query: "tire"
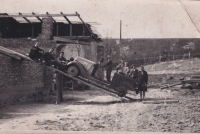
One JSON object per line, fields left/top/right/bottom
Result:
{"left": 117, "top": 81, "right": 134, "bottom": 97}
{"left": 67, "top": 65, "right": 79, "bottom": 77}
{"left": 116, "top": 86, "right": 127, "bottom": 97}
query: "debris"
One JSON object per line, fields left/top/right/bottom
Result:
{"left": 160, "top": 82, "right": 182, "bottom": 89}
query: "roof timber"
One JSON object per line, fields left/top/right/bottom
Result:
{"left": 19, "top": 12, "right": 31, "bottom": 23}
{"left": 46, "top": 12, "right": 56, "bottom": 23}
{"left": 0, "top": 12, "right": 102, "bottom": 42}
{"left": 32, "top": 12, "right": 42, "bottom": 22}
{"left": 0, "top": 13, "right": 77, "bottom": 18}
{"left": 61, "top": 12, "right": 71, "bottom": 24}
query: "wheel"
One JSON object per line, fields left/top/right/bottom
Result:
{"left": 116, "top": 86, "right": 127, "bottom": 97}
{"left": 67, "top": 65, "right": 79, "bottom": 77}
{"left": 116, "top": 81, "right": 133, "bottom": 97}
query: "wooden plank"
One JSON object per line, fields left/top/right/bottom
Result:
{"left": 160, "top": 82, "right": 182, "bottom": 89}
{"left": 58, "top": 36, "right": 91, "bottom": 40}
{"left": 0, "top": 13, "right": 78, "bottom": 18}
{"left": 182, "top": 79, "right": 200, "bottom": 84}
{"left": 181, "top": 85, "right": 200, "bottom": 89}
{"left": 143, "top": 100, "right": 179, "bottom": 104}
{"left": 0, "top": 46, "right": 32, "bottom": 60}
{"left": 60, "top": 12, "right": 72, "bottom": 24}
{"left": 19, "top": 12, "right": 31, "bottom": 23}
{"left": 53, "top": 36, "right": 90, "bottom": 45}
{"left": 32, "top": 12, "right": 42, "bottom": 22}
{"left": 0, "top": 49, "right": 22, "bottom": 60}
{"left": 191, "top": 75, "right": 200, "bottom": 79}
{"left": 76, "top": 12, "right": 98, "bottom": 42}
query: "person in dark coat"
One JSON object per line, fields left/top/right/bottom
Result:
{"left": 129, "top": 65, "right": 139, "bottom": 87}
{"left": 103, "top": 55, "right": 113, "bottom": 83}
{"left": 29, "top": 42, "right": 44, "bottom": 60}
{"left": 42, "top": 49, "right": 67, "bottom": 71}
{"left": 138, "top": 65, "right": 148, "bottom": 100}
{"left": 42, "top": 48, "right": 55, "bottom": 65}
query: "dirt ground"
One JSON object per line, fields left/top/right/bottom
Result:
{"left": 0, "top": 87, "right": 200, "bottom": 133}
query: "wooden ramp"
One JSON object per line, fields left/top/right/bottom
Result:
{"left": 0, "top": 46, "right": 32, "bottom": 60}
{"left": 0, "top": 46, "right": 134, "bottom": 101}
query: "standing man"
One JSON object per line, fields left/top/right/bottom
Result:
{"left": 103, "top": 54, "right": 113, "bottom": 83}
{"left": 130, "top": 65, "right": 139, "bottom": 88}
{"left": 124, "top": 62, "right": 130, "bottom": 76}
{"left": 138, "top": 65, "right": 148, "bottom": 101}
{"left": 116, "top": 58, "right": 125, "bottom": 74}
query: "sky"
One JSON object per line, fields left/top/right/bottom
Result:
{"left": 0, "top": 0, "right": 200, "bottom": 38}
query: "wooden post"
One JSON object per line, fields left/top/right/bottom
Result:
{"left": 55, "top": 44, "right": 65, "bottom": 104}
{"left": 60, "top": 74, "right": 63, "bottom": 102}
{"left": 56, "top": 24, "right": 59, "bottom": 36}
{"left": 31, "top": 25, "right": 34, "bottom": 38}
{"left": 56, "top": 72, "right": 62, "bottom": 104}
{"left": 83, "top": 25, "right": 85, "bottom": 36}
{"left": 120, "top": 20, "right": 122, "bottom": 43}
{"left": 70, "top": 25, "right": 72, "bottom": 36}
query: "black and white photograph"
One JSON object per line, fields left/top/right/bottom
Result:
{"left": 0, "top": 0, "right": 200, "bottom": 133}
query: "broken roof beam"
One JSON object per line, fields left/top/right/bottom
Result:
{"left": 54, "top": 36, "right": 90, "bottom": 45}
{"left": 60, "top": 12, "right": 72, "bottom": 24}
{"left": 56, "top": 36, "right": 91, "bottom": 40}
{"left": 0, "top": 13, "right": 78, "bottom": 18}
{"left": 46, "top": 12, "right": 56, "bottom": 23}
{"left": 76, "top": 12, "right": 98, "bottom": 42}
{"left": 19, "top": 12, "right": 31, "bottom": 23}
{"left": 32, "top": 12, "right": 42, "bottom": 22}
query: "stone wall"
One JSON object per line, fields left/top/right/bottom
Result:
{"left": 0, "top": 38, "right": 56, "bottom": 105}
{"left": 0, "top": 17, "right": 56, "bottom": 105}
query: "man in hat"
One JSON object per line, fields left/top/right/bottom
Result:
{"left": 138, "top": 65, "right": 148, "bottom": 100}
{"left": 103, "top": 54, "right": 113, "bottom": 83}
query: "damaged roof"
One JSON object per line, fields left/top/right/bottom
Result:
{"left": 0, "top": 12, "right": 101, "bottom": 42}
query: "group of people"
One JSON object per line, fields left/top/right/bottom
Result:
{"left": 29, "top": 42, "right": 148, "bottom": 100}
{"left": 29, "top": 42, "right": 74, "bottom": 72}
{"left": 103, "top": 55, "right": 148, "bottom": 100}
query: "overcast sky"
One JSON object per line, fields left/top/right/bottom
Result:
{"left": 0, "top": 0, "right": 200, "bottom": 38}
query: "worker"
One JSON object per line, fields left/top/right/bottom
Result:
{"left": 57, "top": 52, "right": 67, "bottom": 64}
{"left": 102, "top": 54, "right": 113, "bottom": 83}
{"left": 42, "top": 48, "right": 55, "bottom": 66}
{"left": 138, "top": 65, "right": 148, "bottom": 101}
{"left": 116, "top": 58, "right": 125, "bottom": 75}
{"left": 91, "top": 58, "right": 104, "bottom": 78}
{"left": 124, "top": 61, "right": 130, "bottom": 76}
{"left": 129, "top": 65, "right": 139, "bottom": 89}
{"left": 29, "top": 42, "right": 44, "bottom": 60}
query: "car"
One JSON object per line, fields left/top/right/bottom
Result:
{"left": 66, "top": 56, "right": 138, "bottom": 97}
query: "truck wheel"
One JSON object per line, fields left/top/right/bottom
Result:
{"left": 116, "top": 86, "right": 127, "bottom": 97}
{"left": 67, "top": 65, "right": 79, "bottom": 77}
{"left": 118, "top": 81, "right": 133, "bottom": 97}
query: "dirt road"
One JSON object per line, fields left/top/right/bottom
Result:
{"left": 0, "top": 87, "right": 200, "bottom": 132}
